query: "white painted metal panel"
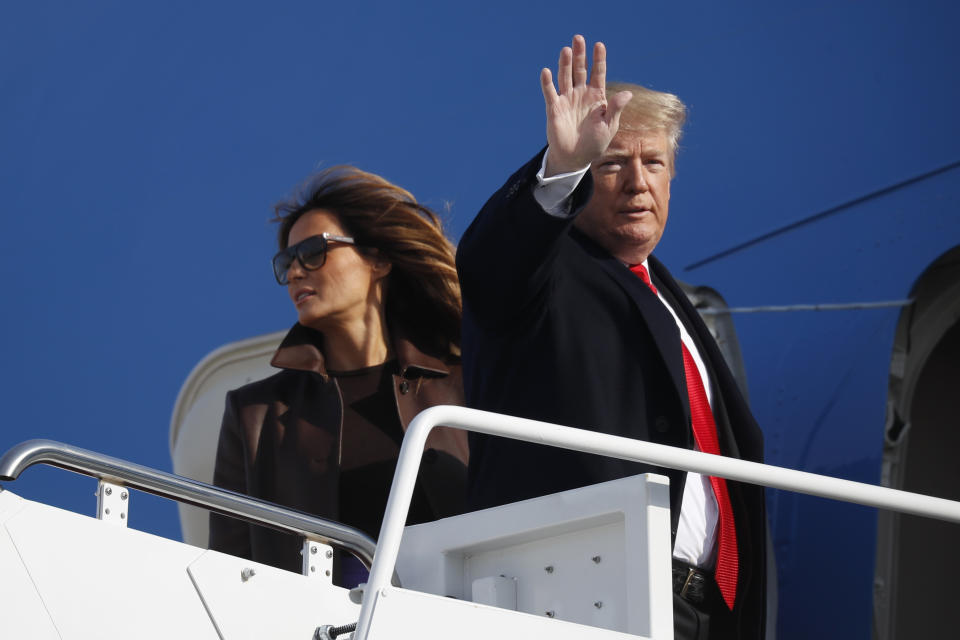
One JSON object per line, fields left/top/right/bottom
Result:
{"left": 0, "top": 491, "right": 61, "bottom": 639}
{"left": 465, "top": 520, "right": 627, "bottom": 628}
{"left": 4, "top": 494, "right": 219, "bottom": 639}
{"left": 396, "top": 474, "right": 673, "bottom": 638}
{"left": 188, "top": 550, "right": 360, "bottom": 639}
{"left": 0, "top": 488, "right": 26, "bottom": 521}
{"left": 364, "top": 586, "right": 651, "bottom": 640}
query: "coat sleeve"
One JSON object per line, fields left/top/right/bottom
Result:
{"left": 208, "top": 391, "right": 253, "bottom": 560}
{"left": 456, "top": 149, "right": 594, "bottom": 329}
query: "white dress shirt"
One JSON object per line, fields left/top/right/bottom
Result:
{"left": 533, "top": 150, "right": 719, "bottom": 568}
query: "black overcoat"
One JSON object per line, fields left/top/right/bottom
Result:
{"left": 457, "top": 149, "right": 767, "bottom": 638}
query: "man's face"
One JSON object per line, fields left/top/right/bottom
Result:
{"left": 574, "top": 128, "right": 672, "bottom": 265}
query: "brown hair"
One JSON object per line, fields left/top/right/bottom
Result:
{"left": 273, "top": 166, "right": 461, "bottom": 357}
{"left": 607, "top": 81, "right": 687, "bottom": 174}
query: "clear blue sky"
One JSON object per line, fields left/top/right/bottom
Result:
{"left": 2, "top": 1, "right": 958, "bottom": 635}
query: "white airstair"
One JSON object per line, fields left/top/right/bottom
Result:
{"left": 2, "top": 406, "right": 959, "bottom": 639}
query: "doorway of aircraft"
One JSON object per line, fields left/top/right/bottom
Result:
{"left": 875, "top": 245, "right": 960, "bottom": 638}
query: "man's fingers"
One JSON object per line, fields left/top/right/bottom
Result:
{"left": 557, "top": 46, "right": 572, "bottom": 96}
{"left": 571, "top": 35, "right": 587, "bottom": 87}
{"left": 540, "top": 68, "right": 558, "bottom": 106}
{"left": 590, "top": 41, "right": 607, "bottom": 91}
{"left": 604, "top": 90, "right": 634, "bottom": 128}
{"left": 610, "top": 90, "right": 633, "bottom": 113}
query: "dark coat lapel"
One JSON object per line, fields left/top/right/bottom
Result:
{"left": 570, "top": 229, "right": 690, "bottom": 419}
{"left": 649, "top": 255, "right": 745, "bottom": 460}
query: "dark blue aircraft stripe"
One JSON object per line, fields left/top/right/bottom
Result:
{"left": 685, "top": 159, "right": 960, "bottom": 272}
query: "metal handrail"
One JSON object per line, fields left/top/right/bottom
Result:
{"left": 0, "top": 439, "right": 378, "bottom": 569}
{"left": 353, "top": 405, "right": 960, "bottom": 640}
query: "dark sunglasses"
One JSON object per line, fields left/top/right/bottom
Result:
{"left": 272, "top": 233, "right": 356, "bottom": 285}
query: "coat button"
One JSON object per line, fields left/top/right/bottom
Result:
{"left": 399, "top": 380, "right": 410, "bottom": 394}
{"left": 654, "top": 416, "right": 670, "bottom": 433}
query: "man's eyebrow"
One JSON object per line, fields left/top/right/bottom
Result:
{"left": 598, "top": 149, "right": 632, "bottom": 160}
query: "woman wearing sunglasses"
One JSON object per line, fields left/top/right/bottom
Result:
{"left": 208, "top": 166, "right": 468, "bottom": 587}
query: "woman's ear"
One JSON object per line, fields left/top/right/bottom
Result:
{"left": 375, "top": 260, "right": 392, "bottom": 277}
{"left": 361, "top": 247, "right": 392, "bottom": 280}
{"left": 370, "top": 255, "right": 393, "bottom": 279}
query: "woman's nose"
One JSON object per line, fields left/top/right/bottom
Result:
{"left": 286, "top": 257, "right": 305, "bottom": 282}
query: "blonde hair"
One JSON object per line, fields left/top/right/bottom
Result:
{"left": 273, "top": 166, "right": 462, "bottom": 357}
{"left": 607, "top": 81, "right": 687, "bottom": 172}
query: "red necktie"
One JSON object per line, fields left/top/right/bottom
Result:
{"left": 630, "top": 263, "right": 739, "bottom": 610}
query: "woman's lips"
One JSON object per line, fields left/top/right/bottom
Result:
{"left": 293, "top": 289, "right": 316, "bottom": 305}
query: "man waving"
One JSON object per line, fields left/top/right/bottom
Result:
{"left": 458, "top": 35, "right": 767, "bottom": 639}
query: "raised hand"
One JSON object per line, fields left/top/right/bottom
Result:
{"left": 540, "top": 35, "right": 633, "bottom": 176}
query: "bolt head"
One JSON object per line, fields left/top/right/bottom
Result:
{"left": 592, "top": 555, "right": 602, "bottom": 563}
{"left": 310, "top": 545, "right": 318, "bottom": 554}
{"left": 325, "top": 549, "right": 333, "bottom": 559}
{"left": 105, "top": 487, "right": 112, "bottom": 495}
{"left": 120, "top": 491, "right": 128, "bottom": 500}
